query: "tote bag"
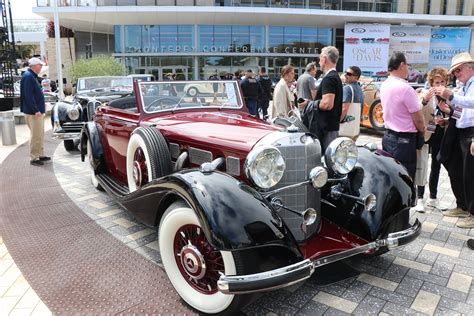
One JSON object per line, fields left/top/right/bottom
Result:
{"left": 338, "top": 85, "right": 361, "bottom": 139}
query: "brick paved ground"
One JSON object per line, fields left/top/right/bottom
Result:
{"left": 51, "top": 128, "right": 474, "bottom": 315}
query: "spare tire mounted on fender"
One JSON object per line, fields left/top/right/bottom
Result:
{"left": 126, "top": 127, "right": 172, "bottom": 192}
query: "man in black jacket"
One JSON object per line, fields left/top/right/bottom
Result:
{"left": 257, "top": 67, "right": 272, "bottom": 120}
{"left": 20, "top": 57, "right": 50, "bottom": 166}
{"left": 240, "top": 69, "right": 261, "bottom": 116}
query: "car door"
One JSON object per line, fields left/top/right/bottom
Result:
{"left": 96, "top": 103, "right": 140, "bottom": 185}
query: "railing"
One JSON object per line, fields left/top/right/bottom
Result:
{"left": 12, "top": 19, "right": 47, "bottom": 33}
{"left": 36, "top": 0, "right": 394, "bottom": 12}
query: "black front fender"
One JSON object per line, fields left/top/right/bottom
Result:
{"left": 322, "top": 147, "right": 415, "bottom": 241}
{"left": 80, "top": 122, "right": 105, "bottom": 173}
{"left": 121, "top": 170, "right": 302, "bottom": 258}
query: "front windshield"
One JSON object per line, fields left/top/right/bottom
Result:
{"left": 77, "top": 77, "right": 133, "bottom": 93}
{"left": 139, "top": 81, "right": 243, "bottom": 113}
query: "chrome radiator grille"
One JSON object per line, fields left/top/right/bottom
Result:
{"left": 272, "top": 135, "right": 321, "bottom": 242}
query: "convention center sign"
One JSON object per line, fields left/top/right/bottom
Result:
{"left": 429, "top": 27, "right": 472, "bottom": 69}
{"left": 343, "top": 23, "right": 391, "bottom": 77}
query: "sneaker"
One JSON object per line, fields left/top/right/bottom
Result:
{"left": 425, "top": 198, "right": 438, "bottom": 208}
{"left": 412, "top": 199, "right": 425, "bottom": 213}
{"left": 39, "top": 156, "right": 51, "bottom": 161}
{"left": 30, "top": 159, "right": 44, "bottom": 166}
{"left": 443, "top": 207, "right": 470, "bottom": 218}
{"left": 456, "top": 215, "right": 474, "bottom": 228}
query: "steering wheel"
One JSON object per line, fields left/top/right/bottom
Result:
{"left": 146, "top": 97, "right": 180, "bottom": 111}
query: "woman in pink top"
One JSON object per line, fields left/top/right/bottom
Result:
{"left": 379, "top": 53, "right": 425, "bottom": 179}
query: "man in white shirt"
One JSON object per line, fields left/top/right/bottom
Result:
{"left": 435, "top": 52, "right": 474, "bottom": 228}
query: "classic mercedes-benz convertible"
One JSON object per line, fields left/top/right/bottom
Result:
{"left": 80, "top": 80, "right": 421, "bottom": 314}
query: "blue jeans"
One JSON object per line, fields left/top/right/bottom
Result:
{"left": 246, "top": 99, "right": 257, "bottom": 116}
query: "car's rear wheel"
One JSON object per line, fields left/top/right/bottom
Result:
{"left": 368, "top": 100, "right": 385, "bottom": 131}
{"left": 159, "top": 202, "right": 250, "bottom": 314}
{"left": 87, "top": 138, "right": 103, "bottom": 191}
{"left": 187, "top": 87, "right": 198, "bottom": 97}
{"left": 64, "top": 139, "right": 79, "bottom": 152}
{"left": 126, "top": 127, "right": 172, "bottom": 192}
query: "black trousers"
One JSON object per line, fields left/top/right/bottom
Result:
{"left": 383, "top": 130, "right": 417, "bottom": 179}
{"left": 460, "top": 136, "right": 474, "bottom": 214}
{"left": 428, "top": 126, "right": 444, "bottom": 199}
{"left": 258, "top": 99, "right": 269, "bottom": 118}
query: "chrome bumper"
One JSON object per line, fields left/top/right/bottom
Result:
{"left": 218, "top": 219, "right": 421, "bottom": 294}
{"left": 52, "top": 131, "right": 81, "bottom": 140}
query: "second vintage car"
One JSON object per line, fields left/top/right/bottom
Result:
{"left": 81, "top": 80, "right": 421, "bottom": 314}
{"left": 52, "top": 76, "right": 134, "bottom": 151}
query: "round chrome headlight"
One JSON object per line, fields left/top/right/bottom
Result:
{"left": 324, "top": 137, "right": 358, "bottom": 175}
{"left": 67, "top": 107, "right": 80, "bottom": 121}
{"left": 245, "top": 145, "right": 286, "bottom": 189}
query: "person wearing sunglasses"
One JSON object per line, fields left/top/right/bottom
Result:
{"left": 341, "top": 66, "right": 364, "bottom": 122}
{"left": 434, "top": 52, "right": 474, "bottom": 230}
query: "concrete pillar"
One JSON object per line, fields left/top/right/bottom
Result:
{"left": 429, "top": 0, "right": 442, "bottom": 14}
{"left": 446, "top": 0, "right": 459, "bottom": 14}
{"left": 463, "top": 0, "right": 473, "bottom": 15}
{"left": 397, "top": 0, "right": 410, "bottom": 13}
{"left": 413, "top": 0, "right": 426, "bottom": 13}
{"left": 40, "top": 41, "right": 46, "bottom": 58}
{"left": 470, "top": 25, "right": 474, "bottom": 56}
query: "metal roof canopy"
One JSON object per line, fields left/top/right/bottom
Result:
{"left": 32, "top": 6, "right": 474, "bottom": 34}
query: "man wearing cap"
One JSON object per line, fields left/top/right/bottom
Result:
{"left": 20, "top": 57, "right": 50, "bottom": 166}
{"left": 434, "top": 52, "right": 474, "bottom": 229}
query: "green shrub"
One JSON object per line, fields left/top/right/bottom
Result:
{"left": 69, "top": 56, "right": 126, "bottom": 82}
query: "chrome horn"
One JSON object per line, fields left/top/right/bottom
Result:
{"left": 330, "top": 185, "right": 377, "bottom": 212}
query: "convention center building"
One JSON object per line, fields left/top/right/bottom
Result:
{"left": 33, "top": 0, "right": 474, "bottom": 80}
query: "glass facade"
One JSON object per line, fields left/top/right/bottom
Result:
{"left": 37, "top": 0, "right": 395, "bottom": 12}
{"left": 115, "top": 24, "right": 333, "bottom": 79}
{"left": 123, "top": 25, "right": 194, "bottom": 53}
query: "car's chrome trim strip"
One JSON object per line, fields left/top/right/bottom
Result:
{"left": 52, "top": 132, "right": 81, "bottom": 140}
{"left": 217, "top": 219, "right": 421, "bottom": 294}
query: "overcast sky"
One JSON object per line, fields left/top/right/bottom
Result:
{"left": 11, "top": 0, "right": 43, "bottom": 19}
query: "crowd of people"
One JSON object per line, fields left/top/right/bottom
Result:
{"left": 237, "top": 47, "right": 474, "bottom": 248}
{"left": 379, "top": 51, "right": 474, "bottom": 249}
{"left": 20, "top": 47, "right": 474, "bottom": 248}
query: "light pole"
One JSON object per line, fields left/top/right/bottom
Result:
{"left": 53, "top": 0, "right": 64, "bottom": 99}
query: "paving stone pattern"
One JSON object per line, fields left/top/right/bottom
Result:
{"left": 53, "top": 130, "right": 474, "bottom": 315}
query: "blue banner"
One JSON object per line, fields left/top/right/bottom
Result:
{"left": 429, "top": 27, "right": 472, "bottom": 69}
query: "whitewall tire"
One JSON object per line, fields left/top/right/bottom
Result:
{"left": 159, "top": 203, "right": 239, "bottom": 314}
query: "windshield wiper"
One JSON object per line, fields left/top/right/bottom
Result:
{"left": 171, "top": 94, "right": 186, "bottom": 112}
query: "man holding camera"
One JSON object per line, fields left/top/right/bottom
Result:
{"left": 435, "top": 52, "right": 474, "bottom": 230}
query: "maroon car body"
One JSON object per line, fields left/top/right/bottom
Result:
{"left": 81, "top": 80, "right": 421, "bottom": 314}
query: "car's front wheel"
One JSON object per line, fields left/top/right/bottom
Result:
{"left": 159, "top": 202, "right": 250, "bottom": 314}
{"left": 126, "top": 127, "right": 172, "bottom": 192}
{"left": 64, "top": 139, "right": 79, "bottom": 152}
{"left": 186, "top": 87, "right": 198, "bottom": 97}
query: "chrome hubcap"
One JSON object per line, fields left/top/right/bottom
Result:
{"left": 180, "top": 243, "right": 206, "bottom": 280}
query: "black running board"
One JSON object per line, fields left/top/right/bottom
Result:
{"left": 97, "top": 174, "right": 129, "bottom": 198}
